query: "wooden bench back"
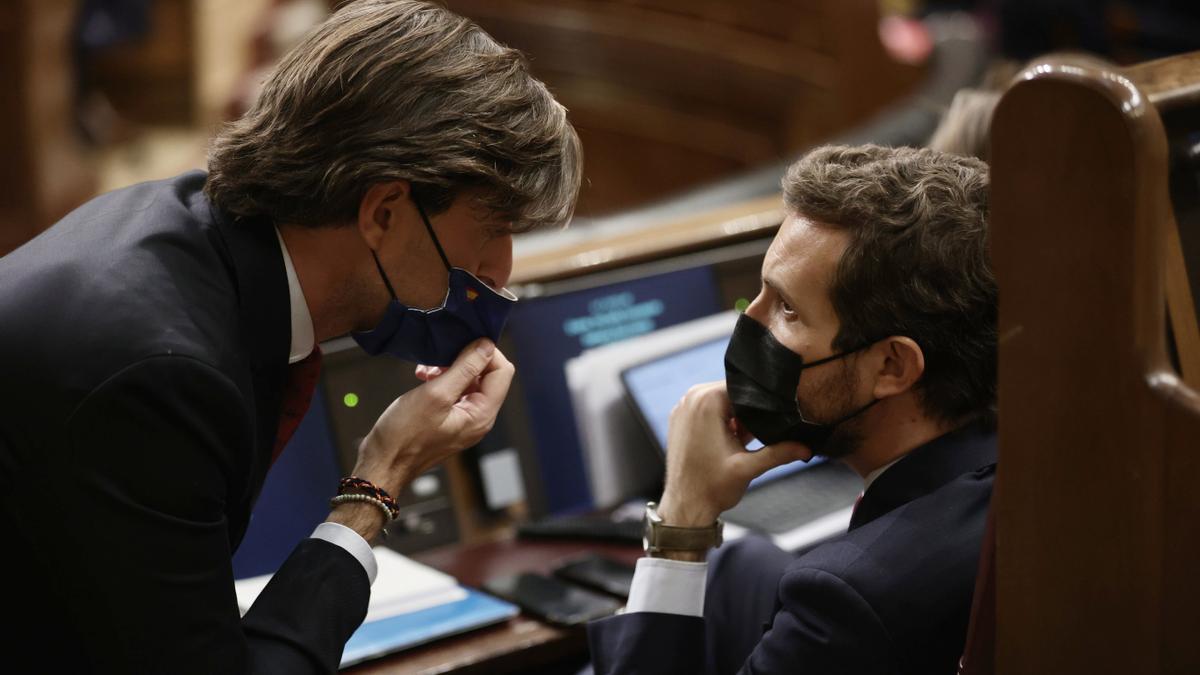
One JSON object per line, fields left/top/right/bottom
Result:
{"left": 986, "top": 51, "right": 1200, "bottom": 674}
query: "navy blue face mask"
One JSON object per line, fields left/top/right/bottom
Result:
{"left": 724, "top": 313, "right": 877, "bottom": 450}
{"left": 351, "top": 200, "right": 517, "bottom": 367}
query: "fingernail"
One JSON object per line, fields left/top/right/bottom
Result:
{"left": 476, "top": 340, "right": 495, "bottom": 358}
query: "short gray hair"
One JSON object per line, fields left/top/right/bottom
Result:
{"left": 783, "top": 144, "right": 996, "bottom": 425}
{"left": 205, "top": 0, "right": 581, "bottom": 232}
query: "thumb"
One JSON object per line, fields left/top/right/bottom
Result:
{"left": 740, "top": 440, "right": 812, "bottom": 478}
{"left": 426, "top": 339, "right": 495, "bottom": 400}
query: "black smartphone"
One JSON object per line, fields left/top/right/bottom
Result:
{"left": 482, "top": 572, "right": 621, "bottom": 626}
{"left": 553, "top": 553, "right": 635, "bottom": 599}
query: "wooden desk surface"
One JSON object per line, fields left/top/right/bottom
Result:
{"left": 342, "top": 534, "right": 644, "bottom": 675}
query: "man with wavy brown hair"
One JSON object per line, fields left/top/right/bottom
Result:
{"left": 0, "top": 1, "right": 579, "bottom": 672}
{"left": 590, "top": 145, "right": 995, "bottom": 675}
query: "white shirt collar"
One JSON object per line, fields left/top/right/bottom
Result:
{"left": 273, "top": 228, "right": 316, "bottom": 364}
{"left": 863, "top": 456, "right": 903, "bottom": 491}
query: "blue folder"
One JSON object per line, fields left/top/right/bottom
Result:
{"left": 340, "top": 587, "right": 518, "bottom": 668}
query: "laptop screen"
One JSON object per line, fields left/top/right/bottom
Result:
{"left": 506, "top": 265, "right": 721, "bottom": 514}
{"left": 621, "top": 331, "right": 825, "bottom": 489}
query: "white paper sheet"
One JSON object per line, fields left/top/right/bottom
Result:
{"left": 234, "top": 547, "right": 467, "bottom": 623}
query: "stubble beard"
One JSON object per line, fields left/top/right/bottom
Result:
{"left": 801, "top": 360, "right": 865, "bottom": 460}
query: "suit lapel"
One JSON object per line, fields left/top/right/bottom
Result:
{"left": 848, "top": 421, "right": 998, "bottom": 531}
{"left": 210, "top": 208, "right": 291, "bottom": 546}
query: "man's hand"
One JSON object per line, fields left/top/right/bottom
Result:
{"left": 657, "top": 382, "right": 812, "bottom": 531}
{"left": 348, "top": 338, "right": 514, "bottom": 499}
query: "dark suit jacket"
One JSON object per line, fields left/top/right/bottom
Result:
{"left": 588, "top": 423, "right": 997, "bottom": 675}
{"left": 0, "top": 172, "right": 369, "bottom": 673}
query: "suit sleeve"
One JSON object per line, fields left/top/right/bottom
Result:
{"left": 588, "top": 566, "right": 892, "bottom": 675}
{"left": 738, "top": 567, "right": 893, "bottom": 675}
{"left": 6, "top": 356, "right": 368, "bottom": 674}
{"left": 589, "top": 611, "right": 706, "bottom": 675}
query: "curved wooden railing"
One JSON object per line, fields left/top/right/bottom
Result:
{"left": 510, "top": 192, "right": 784, "bottom": 285}
{"left": 969, "top": 51, "right": 1200, "bottom": 674}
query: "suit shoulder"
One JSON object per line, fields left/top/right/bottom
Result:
{"left": 0, "top": 173, "right": 241, "bottom": 375}
{"left": 0, "top": 174, "right": 246, "bottom": 455}
{"left": 788, "top": 465, "right": 994, "bottom": 586}
{"left": 778, "top": 468, "right": 994, "bottom": 673}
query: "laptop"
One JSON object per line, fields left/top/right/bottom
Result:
{"left": 620, "top": 333, "right": 862, "bottom": 551}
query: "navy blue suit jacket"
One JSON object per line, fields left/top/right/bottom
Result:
{"left": 588, "top": 423, "right": 996, "bottom": 675}
{"left": 0, "top": 173, "right": 369, "bottom": 673}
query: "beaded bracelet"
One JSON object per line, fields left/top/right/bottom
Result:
{"left": 338, "top": 476, "right": 399, "bottom": 520}
{"left": 330, "top": 493, "right": 394, "bottom": 538}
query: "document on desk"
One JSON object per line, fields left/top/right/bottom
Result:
{"left": 234, "top": 547, "right": 518, "bottom": 667}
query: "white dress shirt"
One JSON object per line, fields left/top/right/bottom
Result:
{"left": 627, "top": 460, "right": 903, "bottom": 617}
{"left": 275, "top": 228, "right": 378, "bottom": 586}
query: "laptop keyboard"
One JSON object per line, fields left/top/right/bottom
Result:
{"left": 723, "top": 462, "right": 862, "bottom": 534}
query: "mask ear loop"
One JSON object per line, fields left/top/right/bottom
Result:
{"left": 796, "top": 344, "right": 867, "bottom": 370}
{"left": 796, "top": 397, "right": 880, "bottom": 426}
{"left": 791, "top": 340, "right": 879, "bottom": 425}
{"left": 370, "top": 250, "right": 399, "bottom": 300}
{"left": 414, "top": 198, "right": 453, "bottom": 271}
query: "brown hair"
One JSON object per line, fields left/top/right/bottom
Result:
{"left": 205, "top": 0, "right": 581, "bottom": 232}
{"left": 783, "top": 144, "right": 996, "bottom": 425}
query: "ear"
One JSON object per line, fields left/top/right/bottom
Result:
{"left": 869, "top": 336, "right": 925, "bottom": 399}
{"left": 356, "top": 180, "right": 412, "bottom": 251}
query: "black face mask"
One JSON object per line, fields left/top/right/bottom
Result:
{"left": 724, "top": 313, "right": 878, "bottom": 450}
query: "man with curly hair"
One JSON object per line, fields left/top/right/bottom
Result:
{"left": 591, "top": 144, "right": 995, "bottom": 675}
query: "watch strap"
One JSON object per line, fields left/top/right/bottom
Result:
{"left": 644, "top": 501, "right": 723, "bottom": 553}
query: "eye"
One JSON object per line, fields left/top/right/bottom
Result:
{"left": 778, "top": 297, "right": 797, "bottom": 317}
{"left": 761, "top": 279, "right": 798, "bottom": 320}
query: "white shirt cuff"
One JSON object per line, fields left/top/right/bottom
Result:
{"left": 310, "top": 522, "right": 378, "bottom": 586}
{"left": 624, "top": 557, "right": 708, "bottom": 617}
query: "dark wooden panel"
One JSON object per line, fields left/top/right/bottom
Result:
{"left": 0, "top": 1, "right": 36, "bottom": 252}
{"left": 0, "top": 0, "right": 96, "bottom": 256}
{"left": 990, "top": 53, "right": 1200, "bottom": 674}
{"left": 87, "top": 0, "right": 197, "bottom": 125}
{"left": 1158, "top": 374, "right": 1200, "bottom": 674}
{"left": 443, "top": 0, "right": 921, "bottom": 216}
{"left": 608, "top": 0, "right": 826, "bottom": 47}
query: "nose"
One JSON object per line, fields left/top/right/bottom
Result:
{"left": 744, "top": 290, "right": 768, "bottom": 323}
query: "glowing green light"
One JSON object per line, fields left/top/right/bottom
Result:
{"left": 343, "top": 393, "right": 360, "bottom": 408}
{"left": 734, "top": 298, "right": 750, "bottom": 312}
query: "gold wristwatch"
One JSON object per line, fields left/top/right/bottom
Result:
{"left": 642, "top": 501, "right": 724, "bottom": 556}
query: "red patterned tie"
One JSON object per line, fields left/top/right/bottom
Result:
{"left": 272, "top": 347, "right": 322, "bottom": 466}
{"left": 849, "top": 491, "right": 865, "bottom": 527}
